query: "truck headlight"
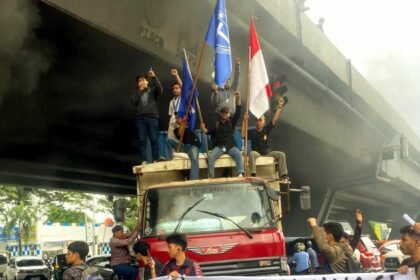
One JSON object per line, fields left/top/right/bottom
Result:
{"left": 280, "top": 256, "right": 288, "bottom": 271}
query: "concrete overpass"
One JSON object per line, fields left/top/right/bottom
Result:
{"left": 1, "top": 0, "right": 419, "bottom": 235}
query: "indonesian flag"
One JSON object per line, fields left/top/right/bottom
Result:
{"left": 249, "top": 18, "right": 272, "bottom": 118}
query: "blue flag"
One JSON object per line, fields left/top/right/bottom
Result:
{"left": 205, "top": 0, "right": 232, "bottom": 88}
{"left": 177, "top": 50, "right": 198, "bottom": 131}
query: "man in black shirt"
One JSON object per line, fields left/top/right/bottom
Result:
{"left": 130, "top": 70, "right": 163, "bottom": 164}
{"left": 205, "top": 91, "right": 243, "bottom": 178}
{"left": 242, "top": 97, "right": 288, "bottom": 178}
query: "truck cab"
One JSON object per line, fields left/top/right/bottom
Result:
{"left": 132, "top": 154, "right": 309, "bottom": 276}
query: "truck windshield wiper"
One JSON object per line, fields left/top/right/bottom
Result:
{"left": 173, "top": 197, "right": 205, "bottom": 233}
{"left": 196, "top": 209, "right": 253, "bottom": 239}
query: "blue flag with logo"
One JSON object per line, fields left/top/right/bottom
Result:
{"left": 177, "top": 50, "right": 198, "bottom": 131}
{"left": 205, "top": 0, "right": 232, "bottom": 88}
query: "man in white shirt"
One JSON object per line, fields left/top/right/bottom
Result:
{"left": 167, "top": 69, "right": 182, "bottom": 140}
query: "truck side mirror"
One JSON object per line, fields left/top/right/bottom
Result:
{"left": 299, "top": 186, "right": 311, "bottom": 210}
{"left": 113, "top": 199, "right": 127, "bottom": 222}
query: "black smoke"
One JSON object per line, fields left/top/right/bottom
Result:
{"left": 0, "top": 0, "right": 51, "bottom": 106}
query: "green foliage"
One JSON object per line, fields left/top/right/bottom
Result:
{"left": 3, "top": 201, "right": 36, "bottom": 242}
{"left": 121, "top": 197, "right": 139, "bottom": 231}
{"left": 46, "top": 204, "right": 89, "bottom": 224}
{"left": 0, "top": 185, "right": 140, "bottom": 255}
{"left": 97, "top": 196, "right": 139, "bottom": 231}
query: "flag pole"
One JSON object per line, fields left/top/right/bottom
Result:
{"left": 177, "top": 44, "right": 207, "bottom": 152}
{"left": 243, "top": 16, "right": 254, "bottom": 177}
{"left": 195, "top": 98, "right": 208, "bottom": 153}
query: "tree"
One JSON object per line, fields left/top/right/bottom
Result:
{"left": 3, "top": 202, "right": 37, "bottom": 255}
{"left": 46, "top": 204, "right": 88, "bottom": 224}
{"left": 97, "top": 196, "right": 138, "bottom": 231}
{"left": 0, "top": 186, "right": 39, "bottom": 256}
{"left": 0, "top": 185, "right": 95, "bottom": 256}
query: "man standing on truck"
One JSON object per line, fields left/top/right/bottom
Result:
{"left": 167, "top": 69, "right": 182, "bottom": 141}
{"left": 149, "top": 233, "right": 202, "bottom": 278}
{"left": 307, "top": 218, "right": 353, "bottom": 273}
{"left": 130, "top": 70, "right": 163, "bottom": 164}
{"left": 110, "top": 224, "right": 141, "bottom": 280}
{"left": 211, "top": 57, "right": 241, "bottom": 117}
{"left": 241, "top": 96, "right": 288, "bottom": 179}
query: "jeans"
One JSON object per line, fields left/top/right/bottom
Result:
{"left": 249, "top": 150, "right": 288, "bottom": 177}
{"left": 112, "top": 263, "right": 138, "bottom": 280}
{"left": 208, "top": 146, "right": 244, "bottom": 178}
{"left": 167, "top": 138, "right": 200, "bottom": 180}
{"left": 136, "top": 117, "right": 159, "bottom": 162}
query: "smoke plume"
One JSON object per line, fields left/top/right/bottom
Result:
{"left": 0, "top": 0, "right": 50, "bottom": 106}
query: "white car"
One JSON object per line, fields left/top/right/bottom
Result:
{"left": 383, "top": 250, "right": 410, "bottom": 272}
{"left": 5, "top": 256, "right": 49, "bottom": 280}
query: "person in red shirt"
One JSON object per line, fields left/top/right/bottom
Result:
{"left": 149, "top": 233, "right": 202, "bottom": 279}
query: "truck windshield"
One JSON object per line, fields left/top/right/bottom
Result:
{"left": 142, "top": 182, "right": 275, "bottom": 236}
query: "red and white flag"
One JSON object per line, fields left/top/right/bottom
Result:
{"left": 249, "top": 18, "right": 272, "bottom": 118}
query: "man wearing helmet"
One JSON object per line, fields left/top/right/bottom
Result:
{"left": 305, "top": 241, "right": 319, "bottom": 273}
{"left": 288, "top": 242, "right": 310, "bottom": 275}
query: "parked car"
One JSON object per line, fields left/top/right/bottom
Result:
{"left": 5, "top": 256, "right": 50, "bottom": 280}
{"left": 378, "top": 240, "right": 401, "bottom": 265}
{"left": 86, "top": 255, "right": 117, "bottom": 280}
{"left": 383, "top": 250, "right": 409, "bottom": 272}
{"left": 52, "top": 253, "right": 69, "bottom": 280}
{"left": 356, "top": 235, "right": 383, "bottom": 272}
{"left": 86, "top": 254, "right": 138, "bottom": 280}
{"left": 0, "top": 254, "right": 7, "bottom": 278}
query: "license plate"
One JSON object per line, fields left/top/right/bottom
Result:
{"left": 31, "top": 277, "right": 40, "bottom": 280}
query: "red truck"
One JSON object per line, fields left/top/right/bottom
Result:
{"left": 132, "top": 155, "right": 310, "bottom": 276}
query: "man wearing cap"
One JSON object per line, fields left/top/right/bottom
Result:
{"left": 204, "top": 91, "right": 243, "bottom": 178}
{"left": 110, "top": 223, "right": 141, "bottom": 280}
{"left": 241, "top": 96, "right": 288, "bottom": 179}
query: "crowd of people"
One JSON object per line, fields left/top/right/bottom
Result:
{"left": 60, "top": 218, "right": 420, "bottom": 280}
{"left": 109, "top": 225, "right": 201, "bottom": 280}
{"left": 130, "top": 61, "right": 289, "bottom": 181}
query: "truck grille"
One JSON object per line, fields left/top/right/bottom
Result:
{"left": 200, "top": 256, "right": 287, "bottom": 276}
{"left": 24, "top": 270, "right": 45, "bottom": 274}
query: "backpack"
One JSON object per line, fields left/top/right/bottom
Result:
{"left": 347, "top": 256, "right": 361, "bottom": 273}
{"left": 75, "top": 265, "right": 104, "bottom": 280}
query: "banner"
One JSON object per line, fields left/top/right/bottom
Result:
{"left": 156, "top": 270, "right": 415, "bottom": 280}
